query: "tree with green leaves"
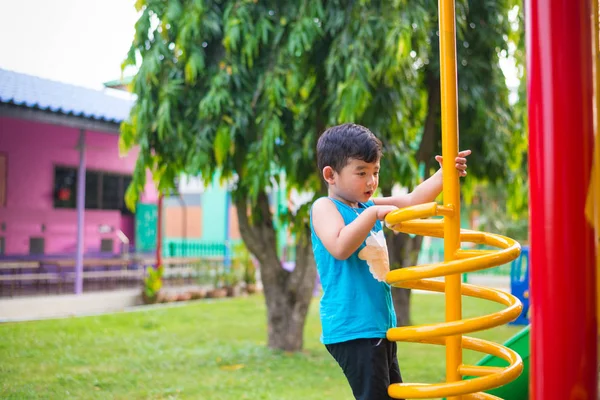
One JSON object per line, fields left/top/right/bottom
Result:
{"left": 381, "top": 0, "right": 527, "bottom": 325}
{"left": 121, "top": 0, "right": 526, "bottom": 351}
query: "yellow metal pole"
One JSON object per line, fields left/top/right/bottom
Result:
{"left": 439, "top": 0, "right": 462, "bottom": 398}
{"left": 385, "top": 0, "right": 523, "bottom": 397}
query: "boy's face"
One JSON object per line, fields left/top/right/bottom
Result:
{"left": 325, "top": 158, "right": 380, "bottom": 206}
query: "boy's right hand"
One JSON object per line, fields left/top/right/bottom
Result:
{"left": 373, "top": 205, "right": 398, "bottom": 220}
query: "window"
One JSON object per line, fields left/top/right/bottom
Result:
{"left": 85, "top": 171, "right": 100, "bottom": 209}
{"left": 102, "top": 173, "right": 121, "bottom": 210}
{"left": 100, "top": 238, "right": 114, "bottom": 253}
{"left": 53, "top": 166, "right": 132, "bottom": 214}
{"left": 54, "top": 166, "right": 78, "bottom": 208}
{"left": 29, "top": 237, "right": 45, "bottom": 255}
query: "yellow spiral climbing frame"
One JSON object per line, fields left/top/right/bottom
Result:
{"left": 382, "top": 1, "right": 524, "bottom": 399}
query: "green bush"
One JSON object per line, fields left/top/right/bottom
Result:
{"left": 142, "top": 265, "right": 163, "bottom": 303}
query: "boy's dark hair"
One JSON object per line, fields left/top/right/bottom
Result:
{"left": 317, "top": 123, "right": 382, "bottom": 173}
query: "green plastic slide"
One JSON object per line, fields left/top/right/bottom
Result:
{"left": 444, "top": 325, "right": 530, "bottom": 400}
{"left": 471, "top": 325, "right": 530, "bottom": 399}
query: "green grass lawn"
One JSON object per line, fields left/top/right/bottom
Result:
{"left": 0, "top": 293, "right": 522, "bottom": 399}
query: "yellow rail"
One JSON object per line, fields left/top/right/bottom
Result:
{"left": 384, "top": 203, "right": 522, "bottom": 399}
{"left": 381, "top": 0, "right": 523, "bottom": 398}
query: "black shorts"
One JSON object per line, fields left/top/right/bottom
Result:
{"left": 325, "top": 338, "right": 404, "bottom": 400}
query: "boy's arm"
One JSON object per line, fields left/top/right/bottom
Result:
{"left": 312, "top": 198, "right": 397, "bottom": 260}
{"left": 373, "top": 169, "right": 443, "bottom": 209}
{"left": 374, "top": 150, "right": 471, "bottom": 209}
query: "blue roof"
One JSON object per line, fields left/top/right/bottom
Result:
{"left": 0, "top": 68, "right": 134, "bottom": 123}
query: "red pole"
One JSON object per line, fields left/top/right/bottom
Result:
{"left": 526, "top": 0, "right": 597, "bottom": 398}
{"left": 156, "top": 193, "right": 163, "bottom": 270}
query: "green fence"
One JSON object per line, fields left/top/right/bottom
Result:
{"left": 164, "top": 238, "right": 296, "bottom": 261}
{"left": 163, "top": 239, "right": 244, "bottom": 258}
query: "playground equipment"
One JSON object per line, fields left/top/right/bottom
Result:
{"left": 383, "top": 0, "right": 600, "bottom": 398}
{"left": 384, "top": 204, "right": 523, "bottom": 399}
{"left": 527, "top": 0, "right": 598, "bottom": 398}
{"left": 509, "top": 246, "right": 529, "bottom": 326}
{"left": 465, "top": 326, "right": 531, "bottom": 400}
{"left": 380, "top": 0, "right": 524, "bottom": 398}
{"left": 380, "top": 0, "right": 600, "bottom": 397}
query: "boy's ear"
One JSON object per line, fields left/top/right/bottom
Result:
{"left": 322, "top": 166, "right": 336, "bottom": 185}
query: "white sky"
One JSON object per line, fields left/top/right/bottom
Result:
{"left": 0, "top": 0, "right": 520, "bottom": 98}
{"left": 0, "top": 0, "right": 139, "bottom": 90}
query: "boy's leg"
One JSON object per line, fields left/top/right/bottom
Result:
{"left": 326, "top": 338, "right": 404, "bottom": 400}
{"left": 388, "top": 340, "right": 403, "bottom": 384}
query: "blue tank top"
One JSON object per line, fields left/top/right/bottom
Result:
{"left": 310, "top": 197, "right": 396, "bottom": 344}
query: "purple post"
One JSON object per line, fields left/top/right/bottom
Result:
{"left": 75, "top": 129, "right": 86, "bottom": 294}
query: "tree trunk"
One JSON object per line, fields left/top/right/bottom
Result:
{"left": 387, "top": 71, "right": 440, "bottom": 327}
{"left": 235, "top": 191, "right": 317, "bottom": 352}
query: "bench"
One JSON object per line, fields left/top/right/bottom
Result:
{"left": 64, "top": 269, "right": 144, "bottom": 279}
{"left": 0, "top": 261, "right": 59, "bottom": 296}
{"left": 48, "top": 258, "right": 144, "bottom": 290}
{"left": 49, "top": 258, "right": 135, "bottom": 268}
{"left": 0, "top": 261, "right": 41, "bottom": 270}
{"left": 0, "top": 256, "right": 229, "bottom": 296}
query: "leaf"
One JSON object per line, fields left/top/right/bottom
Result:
{"left": 224, "top": 19, "right": 241, "bottom": 52}
{"left": 214, "top": 125, "right": 231, "bottom": 167}
{"left": 134, "top": 0, "right": 145, "bottom": 12}
{"left": 157, "top": 99, "right": 171, "bottom": 140}
{"left": 119, "top": 120, "right": 135, "bottom": 156}
{"left": 166, "top": 0, "right": 183, "bottom": 23}
{"left": 184, "top": 50, "right": 205, "bottom": 84}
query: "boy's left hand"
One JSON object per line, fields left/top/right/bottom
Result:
{"left": 435, "top": 149, "right": 471, "bottom": 177}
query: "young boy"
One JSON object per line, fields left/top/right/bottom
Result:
{"left": 310, "top": 123, "right": 470, "bottom": 400}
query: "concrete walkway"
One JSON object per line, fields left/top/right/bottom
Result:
{"left": 0, "top": 289, "right": 143, "bottom": 322}
{"left": 0, "top": 285, "right": 209, "bottom": 323}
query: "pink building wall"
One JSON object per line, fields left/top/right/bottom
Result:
{"left": 0, "top": 117, "right": 157, "bottom": 255}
